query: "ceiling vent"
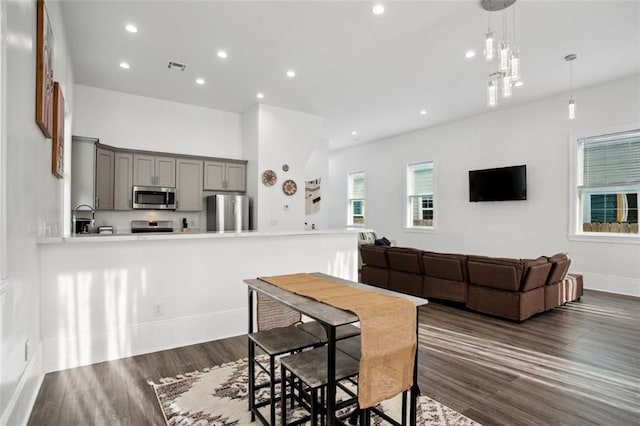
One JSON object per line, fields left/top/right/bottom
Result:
{"left": 167, "top": 61, "right": 187, "bottom": 71}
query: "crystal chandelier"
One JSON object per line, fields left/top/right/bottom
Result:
{"left": 481, "top": 0, "right": 521, "bottom": 107}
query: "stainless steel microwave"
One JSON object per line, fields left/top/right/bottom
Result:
{"left": 132, "top": 186, "right": 177, "bottom": 210}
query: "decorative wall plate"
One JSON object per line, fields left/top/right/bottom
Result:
{"left": 282, "top": 179, "right": 297, "bottom": 196}
{"left": 261, "top": 169, "right": 277, "bottom": 186}
{"left": 282, "top": 164, "right": 289, "bottom": 172}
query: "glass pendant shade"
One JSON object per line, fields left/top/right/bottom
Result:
{"left": 487, "top": 78, "right": 498, "bottom": 107}
{"left": 568, "top": 98, "right": 576, "bottom": 120}
{"left": 502, "top": 75, "right": 512, "bottom": 98}
{"left": 499, "top": 41, "right": 510, "bottom": 72}
{"left": 485, "top": 32, "right": 495, "bottom": 61}
{"left": 510, "top": 50, "right": 520, "bottom": 81}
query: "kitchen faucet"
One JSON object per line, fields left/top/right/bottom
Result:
{"left": 72, "top": 204, "right": 95, "bottom": 235}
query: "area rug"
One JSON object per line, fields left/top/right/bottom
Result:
{"left": 150, "top": 355, "right": 479, "bottom": 425}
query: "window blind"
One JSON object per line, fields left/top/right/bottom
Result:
{"left": 349, "top": 173, "right": 365, "bottom": 198}
{"left": 578, "top": 130, "right": 640, "bottom": 187}
{"left": 409, "top": 163, "right": 433, "bottom": 195}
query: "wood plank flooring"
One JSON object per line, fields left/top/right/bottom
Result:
{"left": 28, "top": 290, "right": 639, "bottom": 425}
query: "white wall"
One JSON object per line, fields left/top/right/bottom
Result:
{"left": 251, "top": 104, "right": 323, "bottom": 231}
{"left": 305, "top": 140, "right": 329, "bottom": 230}
{"left": 73, "top": 85, "right": 243, "bottom": 158}
{"left": 242, "top": 104, "right": 259, "bottom": 230}
{"left": 328, "top": 75, "right": 640, "bottom": 296}
{"left": 39, "top": 231, "right": 358, "bottom": 372}
{"left": 0, "top": 0, "right": 75, "bottom": 424}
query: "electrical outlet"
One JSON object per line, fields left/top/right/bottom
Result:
{"left": 24, "top": 338, "right": 29, "bottom": 362}
{"left": 270, "top": 219, "right": 278, "bottom": 226}
{"left": 154, "top": 302, "right": 164, "bottom": 316}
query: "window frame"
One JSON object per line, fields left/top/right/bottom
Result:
{"left": 569, "top": 123, "right": 640, "bottom": 244}
{"left": 347, "top": 171, "right": 366, "bottom": 227}
{"left": 405, "top": 161, "right": 436, "bottom": 232}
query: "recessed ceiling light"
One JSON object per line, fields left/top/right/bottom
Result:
{"left": 217, "top": 50, "right": 228, "bottom": 59}
{"left": 125, "top": 24, "right": 138, "bottom": 33}
{"left": 420, "top": 110, "right": 427, "bottom": 116}
{"left": 465, "top": 50, "right": 476, "bottom": 59}
{"left": 119, "top": 62, "right": 130, "bottom": 69}
{"left": 351, "top": 131, "right": 358, "bottom": 136}
{"left": 195, "top": 78, "right": 205, "bottom": 85}
{"left": 286, "top": 70, "right": 296, "bottom": 78}
{"left": 372, "top": 4, "right": 385, "bottom": 15}
{"left": 514, "top": 81, "right": 523, "bottom": 87}
{"left": 256, "top": 92, "right": 265, "bottom": 99}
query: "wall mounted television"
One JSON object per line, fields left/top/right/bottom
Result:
{"left": 469, "top": 165, "right": 527, "bottom": 202}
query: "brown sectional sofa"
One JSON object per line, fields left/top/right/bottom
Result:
{"left": 360, "top": 245, "right": 583, "bottom": 321}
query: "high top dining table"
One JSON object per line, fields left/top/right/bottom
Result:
{"left": 244, "top": 272, "right": 428, "bottom": 426}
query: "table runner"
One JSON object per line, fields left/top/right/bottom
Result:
{"left": 259, "top": 273, "right": 416, "bottom": 408}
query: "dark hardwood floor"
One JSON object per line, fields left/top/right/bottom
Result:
{"left": 28, "top": 290, "right": 639, "bottom": 425}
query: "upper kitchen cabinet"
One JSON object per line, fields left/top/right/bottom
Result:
{"left": 114, "top": 152, "right": 133, "bottom": 210}
{"left": 71, "top": 136, "right": 98, "bottom": 209}
{"left": 95, "top": 147, "right": 115, "bottom": 210}
{"left": 204, "top": 160, "right": 246, "bottom": 192}
{"left": 133, "top": 154, "right": 176, "bottom": 187}
{"left": 176, "top": 158, "right": 203, "bottom": 211}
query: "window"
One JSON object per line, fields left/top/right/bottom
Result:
{"left": 576, "top": 129, "right": 639, "bottom": 235}
{"left": 348, "top": 172, "right": 365, "bottom": 225}
{"left": 407, "top": 162, "right": 434, "bottom": 228}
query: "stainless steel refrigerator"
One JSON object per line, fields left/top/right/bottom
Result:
{"left": 206, "top": 194, "right": 250, "bottom": 231}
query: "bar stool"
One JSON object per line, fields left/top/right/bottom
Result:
{"left": 249, "top": 294, "right": 322, "bottom": 425}
{"left": 282, "top": 335, "right": 408, "bottom": 426}
{"left": 296, "top": 321, "right": 361, "bottom": 343}
{"left": 280, "top": 346, "right": 361, "bottom": 426}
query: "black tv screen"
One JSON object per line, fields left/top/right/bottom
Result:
{"left": 469, "top": 165, "right": 527, "bottom": 202}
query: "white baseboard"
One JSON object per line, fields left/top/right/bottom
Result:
{"left": 1, "top": 342, "right": 44, "bottom": 426}
{"left": 579, "top": 271, "right": 640, "bottom": 297}
{"left": 42, "top": 308, "right": 247, "bottom": 373}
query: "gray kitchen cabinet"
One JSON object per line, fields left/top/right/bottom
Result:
{"left": 133, "top": 154, "right": 175, "bottom": 187}
{"left": 95, "top": 147, "right": 114, "bottom": 210}
{"left": 225, "top": 162, "right": 246, "bottom": 191}
{"left": 204, "top": 160, "right": 246, "bottom": 192}
{"left": 114, "top": 152, "right": 133, "bottom": 210}
{"left": 176, "top": 158, "right": 203, "bottom": 211}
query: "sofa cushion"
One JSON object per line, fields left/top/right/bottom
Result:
{"left": 360, "top": 244, "right": 389, "bottom": 268}
{"left": 387, "top": 247, "right": 423, "bottom": 274}
{"left": 545, "top": 253, "right": 571, "bottom": 284}
{"left": 468, "top": 261, "right": 520, "bottom": 292}
{"left": 422, "top": 253, "right": 466, "bottom": 282}
{"left": 521, "top": 262, "right": 552, "bottom": 292}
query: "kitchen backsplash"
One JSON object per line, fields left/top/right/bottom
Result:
{"left": 86, "top": 210, "right": 206, "bottom": 234}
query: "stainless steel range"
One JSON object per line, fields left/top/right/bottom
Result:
{"left": 131, "top": 220, "right": 174, "bottom": 233}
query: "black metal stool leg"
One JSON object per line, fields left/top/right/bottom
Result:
{"left": 270, "top": 354, "right": 277, "bottom": 426}
{"left": 249, "top": 340, "right": 256, "bottom": 421}
{"left": 281, "top": 363, "right": 287, "bottom": 426}
{"left": 402, "top": 390, "right": 407, "bottom": 425}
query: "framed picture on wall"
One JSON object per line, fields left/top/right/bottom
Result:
{"left": 52, "top": 82, "right": 64, "bottom": 178}
{"left": 36, "top": 0, "right": 54, "bottom": 138}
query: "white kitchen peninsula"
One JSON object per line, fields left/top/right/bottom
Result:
{"left": 38, "top": 229, "right": 360, "bottom": 372}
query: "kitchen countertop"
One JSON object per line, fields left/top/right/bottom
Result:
{"left": 36, "top": 228, "right": 370, "bottom": 244}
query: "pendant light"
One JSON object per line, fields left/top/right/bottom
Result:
{"left": 481, "top": 0, "right": 520, "bottom": 107}
{"left": 565, "top": 54, "right": 577, "bottom": 120}
{"left": 484, "top": 12, "right": 495, "bottom": 61}
{"left": 487, "top": 75, "right": 498, "bottom": 107}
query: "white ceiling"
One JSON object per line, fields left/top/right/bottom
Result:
{"left": 59, "top": 1, "right": 640, "bottom": 151}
